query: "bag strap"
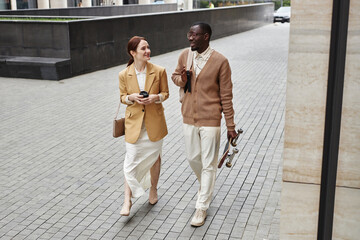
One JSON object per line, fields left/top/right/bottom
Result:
{"left": 114, "top": 100, "right": 121, "bottom": 120}
{"left": 186, "top": 48, "right": 193, "bottom": 71}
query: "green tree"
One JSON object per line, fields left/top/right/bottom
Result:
{"left": 273, "top": 0, "right": 291, "bottom": 10}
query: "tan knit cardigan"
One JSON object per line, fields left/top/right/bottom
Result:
{"left": 172, "top": 49, "right": 235, "bottom": 131}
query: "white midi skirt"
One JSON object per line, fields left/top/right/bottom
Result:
{"left": 124, "top": 127, "right": 163, "bottom": 198}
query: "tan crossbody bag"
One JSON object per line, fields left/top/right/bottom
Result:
{"left": 113, "top": 101, "right": 125, "bottom": 138}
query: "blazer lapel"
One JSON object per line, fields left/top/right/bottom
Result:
{"left": 145, "top": 62, "right": 155, "bottom": 92}
{"left": 127, "top": 64, "right": 140, "bottom": 93}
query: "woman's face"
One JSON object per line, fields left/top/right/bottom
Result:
{"left": 131, "top": 40, "right": 151, "bottom": 63}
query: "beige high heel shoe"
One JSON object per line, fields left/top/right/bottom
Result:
{"left": 120, "top": 201, "right": 132, "bottom": 216}
{"left": 149, "top": 187, "right": 158, "bottom": 205}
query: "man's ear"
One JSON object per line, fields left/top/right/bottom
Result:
{"left": 204, "top": 33, "right": 210, "bottom": 41}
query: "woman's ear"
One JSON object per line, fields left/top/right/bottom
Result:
{"left": 130, "top": 50, "right": 136, "bottom": 58}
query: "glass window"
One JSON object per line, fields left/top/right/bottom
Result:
{"left": 0, "top": 0, "right": 10, "bottom": 10}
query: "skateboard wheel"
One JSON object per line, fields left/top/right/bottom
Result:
{"left": 226, "top": 162, "right": 232, "bottom": 168}
{"left": 233, "top": 148, "right": 239, "bottom": 153}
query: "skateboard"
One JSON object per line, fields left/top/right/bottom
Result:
{"left": 218, "top": 128, "right": 243, "bottom": 168}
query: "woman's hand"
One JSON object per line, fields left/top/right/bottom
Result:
{"left": 128, "top": 93, "right": 144, "bottom": 104}
{"left": 139, "top": 94, "right": 159, "bottom": 105}
{"left": 128, "top": 93, "right": 159, "bottom": 105}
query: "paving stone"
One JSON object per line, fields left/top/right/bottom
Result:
{"left": 152, "top": 232, "right": 167, "bottom": 239}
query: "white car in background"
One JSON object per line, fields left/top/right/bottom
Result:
{"left": 273, "top": 6, "right": 291, "bottom": 23}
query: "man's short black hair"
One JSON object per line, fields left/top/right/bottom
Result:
{"left": 191, "top": 22, "right": 212, "bottom": 40}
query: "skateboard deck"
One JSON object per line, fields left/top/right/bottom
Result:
{"left": 218, "top": 139, "right": 231, "bottom": 168}
{"left": 218, "top": 129, "right": 243, "bottom": 168}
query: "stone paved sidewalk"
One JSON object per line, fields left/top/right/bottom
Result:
{"left": 0, "top": 23, "right": 289, "bottom": 240}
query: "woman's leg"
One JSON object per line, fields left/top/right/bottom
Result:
{"left": 149, "top": 156, "right": 161, "bottom": 204}
{"left": 120, "top": 178, "right": 132, "bottom": 216}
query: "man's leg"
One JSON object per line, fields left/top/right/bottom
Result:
{"left": 196, "top": 126, "right": 221, "bottom": 210}
{"left": 183, "top": 124, "right": 202, "bottom": 181}
{"left": 189, "top": 126, "right": 220, "bottom": 227}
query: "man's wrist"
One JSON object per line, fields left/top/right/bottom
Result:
{"left": 227, "top": 126, "right": 235, "bottom": 132}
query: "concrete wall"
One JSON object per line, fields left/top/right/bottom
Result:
{"left": 0, "top": 3, "right": 177, "bottom": 16}
{"left": 69, "top": 4, "right": 273, "bottom": 75}
{"left": 0, "top": 21, "right": 71, "bottom": 58}
{"left": 280, "top": 0, "right": 360, "bottom": 239}
{"left": 0, "top": 3, "right": 273, "bottom": 79}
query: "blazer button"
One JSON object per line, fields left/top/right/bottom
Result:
{"left": 142, "top": 109, "right": 144, "bottom": 112}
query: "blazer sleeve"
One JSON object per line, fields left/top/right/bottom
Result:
{"left": 119, "top": 70, "right": 130, "bottom": 105}
{"left": 159, "top": 68, "right": 170, "bottom": 101}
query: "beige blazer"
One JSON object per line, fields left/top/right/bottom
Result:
{"left": 119, "top": 62, "right": 169, "bottom": 144}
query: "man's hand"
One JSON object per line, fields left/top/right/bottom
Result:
{"left": 180, "top": 65, "right": 191, "bottom": 84}
{"left": 227, "top": 130, "right": 237, "bottom": 140}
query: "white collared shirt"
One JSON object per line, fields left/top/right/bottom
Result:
{"left": 125, "top": 65, "right": 163, "bottom": 104}
{"left": 135, "top": 66, "right": 146, "bottom": 91}
{"left": 193, "top": 46, "right": 214, "bottom": 77}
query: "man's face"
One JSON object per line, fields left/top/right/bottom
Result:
{"left": 187, "top": 25, "right": 207, "bottom": 52}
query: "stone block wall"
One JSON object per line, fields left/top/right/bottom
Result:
{"left": 280, "top": 0, "right": 360, "bottom": 239}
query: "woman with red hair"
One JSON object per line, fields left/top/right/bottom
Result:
{"left": 118, "top": 36, "right": 169, "bottom": 216}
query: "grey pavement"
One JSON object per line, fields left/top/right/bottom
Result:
{"left": 0, "top": 23, "right": 289, "bottom": 240}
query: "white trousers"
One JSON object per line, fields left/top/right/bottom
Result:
{"left": 183, "top": 123, "right": 221, "bottom": 210}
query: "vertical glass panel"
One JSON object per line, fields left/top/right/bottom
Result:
{"left": 16, "top": 0, "right": 29, "bottom": 9}
{"left": 0, "top": 0, "right": 10, "bottom": 10}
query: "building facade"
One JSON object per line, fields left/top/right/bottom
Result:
{"left": 281, "top": 0, "right": 360, "bottom": 239}
{"left": 0, "top": 0, "right": 123, "bottom": 10}
{"left": 0, "top": 0, "right": 179, "bottom": 10}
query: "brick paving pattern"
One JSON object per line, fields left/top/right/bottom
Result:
{"left": 0, "top": 23, "right": 289, "bottom": 239}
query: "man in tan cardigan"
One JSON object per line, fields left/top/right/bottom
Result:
{"left": 172, "top": 22, "right": 237, "bottom": 227}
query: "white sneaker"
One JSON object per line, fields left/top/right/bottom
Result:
{"left": 190, "top": 209, "right": 207, "bottom": 227}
